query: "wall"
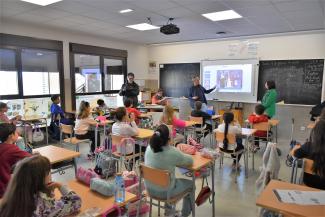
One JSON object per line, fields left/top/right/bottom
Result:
{"left": 1, "top": 21, "right": 149, "bottom": 111}
{"left": 148, "top": 32, "right": 325, "bottom": 141}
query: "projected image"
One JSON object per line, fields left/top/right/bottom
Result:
{"left": 217, "top": 70, "right": 242, "bottom": 90}
{"left": 203, "top": 72, "right": 211, "bottom": 89}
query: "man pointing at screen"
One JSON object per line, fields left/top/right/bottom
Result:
{"left": 189, "top": 76, "right": 216, "bottom": 111}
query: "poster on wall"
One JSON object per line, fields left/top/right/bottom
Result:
{"left": 228, "top": 40, "right": 259, "bottom": 58}
{"left": 6, "top": 99, "right": 24, "bottom": 119}
{"left": 149, "top": 61, "right": 157, "bottom": 74}
{"left": 24, "top": 98, "right": 51, "bottom": 118}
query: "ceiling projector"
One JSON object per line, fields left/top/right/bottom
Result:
{"left": 160, "top": 23, "right": 180, "bottom": 35}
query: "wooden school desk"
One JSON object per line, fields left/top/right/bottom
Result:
{"left": 134, "top": 128, "right": 154, "bottom": 160}
{"left": 34, "top": 145, "right": 80, "bottom": 175}
{"left": 178, "top": 154, "right": 215, "bottom": 217}
{"left": 256, "top": 180, "right": 325, "bottom": 217}
{"left": 21, "top": 115, "right": 49, "bottom": 145}
{"left": 55, "top": 180, "right": 137, "bottom": 216}
{"left": 241, "top": 128, "right": 257, "bottom": 178}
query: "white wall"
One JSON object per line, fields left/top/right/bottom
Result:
{"left": 1, "top": 21, "right": 149, "bottom": 110}
{"left": 148, "top": 32, "right": 325, "bottom": 141}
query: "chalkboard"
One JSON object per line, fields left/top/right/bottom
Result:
{"left": 159, "top": 63, "right": 200, "bottom": 97}
{"left": 258, "top": 59, "right": 324, "bottom": 105}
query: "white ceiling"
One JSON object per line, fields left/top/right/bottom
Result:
{"left": 1, "top": 0, "right": 325, "bottom": 44}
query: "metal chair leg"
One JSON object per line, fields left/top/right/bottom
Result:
{"left": 158, "top": 201, "right": 161, "bottom": 216}
{"left": 149, "top": 198, "right": 153, "bottom": 217}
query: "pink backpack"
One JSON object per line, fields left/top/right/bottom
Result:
{"left": 76, "top": 167, "right": 99, "bottom": 186}
{"left": 188, "top": 137, "right": 204, "bottom": 150}
{"left": 177, "top": 143, "right": 197, "bottom": 155}
{"left": 122, "top": 171, "right": 138, "bottom": 188}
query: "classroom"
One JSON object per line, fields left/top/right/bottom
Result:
{"left": 0, "top": 0, "right": 325, "bottom": 216}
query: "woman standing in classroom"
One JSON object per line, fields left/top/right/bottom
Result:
{"left": 262, "top": 80, "right": 277, "bottom": 119}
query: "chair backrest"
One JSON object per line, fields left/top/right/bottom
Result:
{"left": 111, "top": 134, "right": 124, "bottom": 145}
{"left": 60, "top": 123, "right": 73, "bottom": 135}
{"left": 303, "top": 158, "right": 314, "bottom": 175}
{"left": 139, "top": 163, "right": 170, "bottom": 188}
{"left": 252, "top": 122, "right": 270, "bottom": 131}
{"left": 189, "top": 116, "right": 203, "bottom": 125}
{"left": 215, "top": 131, "right": 236, "bottom": 144}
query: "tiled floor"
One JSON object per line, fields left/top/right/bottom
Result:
{"left": 51, "top": 137, "right": 294, "bottom": 217}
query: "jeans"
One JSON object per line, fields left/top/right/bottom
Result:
{"left": 147, "top": 179, "right": 193, "bottom": 217}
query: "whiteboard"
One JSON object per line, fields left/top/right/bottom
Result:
{"left": 201, "top": 59, "right": 259, "bottom": 103}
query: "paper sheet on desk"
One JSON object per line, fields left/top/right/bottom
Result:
{"left": 273, "top": 189, "right": 325, "bottom": 205}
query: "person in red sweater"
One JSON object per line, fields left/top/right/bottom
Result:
{"left": 151, "top": 88, "right": 168, "bottom": 105}
{"left": 0, "top": 123, "right": 31, "bottom": 198}
{"left": 248, "top": 104, "right": 269, "bottom": 151}
{"left": 124, "top": 98, "right": 141, "bottom": 125}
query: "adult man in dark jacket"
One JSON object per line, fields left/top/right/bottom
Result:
{"left": 189, "top": 76, "right": 216, "bottom": 110}
{"left": 119, "top": 72, "right": 140, "bottom": 106}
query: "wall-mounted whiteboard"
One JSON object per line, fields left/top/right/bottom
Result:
{"left": 201, "top": 59, "right": 259, "bottom": 103}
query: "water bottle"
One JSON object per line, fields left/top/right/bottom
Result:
{"left": 114, "top": 173, "right": 125, "bottom": 203}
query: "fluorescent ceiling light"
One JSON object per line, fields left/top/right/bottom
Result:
{"left": 20, "top": 0, "right": 62, "bottom": 6}
{"left": 202, "top": 10, "right": 242, "bottom": 21}
{"left": 119, "top": 9, "right": 133, "bottom": 13}
{"left": 126, "top": 23, "right": 159, "bottom": 31}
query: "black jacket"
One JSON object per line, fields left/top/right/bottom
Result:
{"left": 119, "top": 82, "right": 140, "bottom": 106}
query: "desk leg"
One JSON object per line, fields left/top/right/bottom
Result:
{"left": 192, "top": 175, "right": 196, "bottom": 217}
{"left": 95, "top": 126, "right": 98, "bottom": 151}
{"left": 45, "top": 119, "right": 48, "bottom": 146}
{"left": 275, "top": 125, "right": 278, "bottom": 143}
{"left": 73, "top": 157, "right": 78, "bottom": 177}
{"left": 24, "top": 122, "right": 28, "bottom": 145}
{"left": 211, "top": 162, "right": 215, "bottom": 217}
{"left": 244, "top": 137, "right": 249, "bottom": 178}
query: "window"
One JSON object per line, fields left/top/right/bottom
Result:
{"left": 74, "top": 54, "right": 101, "bottom": 93}
{"left": 22, "top": 49, "right": 60, "bottom": 96}
{"left": 0, "top": 48, "right": 19, "bottom": 96}
{"left": 0, "top": 33, "right": 63, "bottom": 102}
{"left": 104, "top": 58, "right": 124, "bottom": 91}
{"left": 70, "top": 43, "right": 127, "bottom": 109}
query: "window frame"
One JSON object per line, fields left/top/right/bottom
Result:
{"left": 0, "top": 34, "right": 65, "bottom": 108}
{"left": 70, "top": 43, "right": 127, "bottom": 110}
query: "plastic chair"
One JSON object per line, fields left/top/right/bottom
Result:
{"left": 250, "top": 121, "right": 272, "bottom": 170}
{"left": 137, "top": 163, "right": 193, "bottom": 217}
{"left": 111, "top": 135, "right": 140, "bottom": 171}
{"left": 215, "top": 131, "right": 244, "bottom": 182}
{"left": 59, "top": 123, "right": 90, "bottom": 152}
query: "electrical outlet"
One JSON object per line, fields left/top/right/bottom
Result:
{"left": 300, "top": 126, "right": 306, "bottom": 131}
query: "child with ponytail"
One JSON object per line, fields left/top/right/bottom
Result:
{"left": 74, "top": 101, "right": 100, "bottom": 157}
{"left": 215, "top": 111, "right": 243, "bottom": 169}
{"left": 145, "top": 124, "right": 194, "bottom": 217}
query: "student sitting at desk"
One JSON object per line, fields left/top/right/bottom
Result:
{"left": 151, "top": 88, "right": 168, "bottom": 105}
{"left": 0, "top": 155, "right": 81, "bottom": 216}
{"left": 0, "top": 102, "right": 21, "bottom": 124}
{"left": 292, "top": 120, "right": 325, "bottom": 190}
{"left": 93, "top": 99, "right": 109, "bottom": 116}
{"left": 0, "top": 123, "right": 31, "bottom": 198}
{"left": 124, "top": 98, "right": 141, "bottom": 124}
{"left": 50, "top": 95, "right": 74, "bottom": 125}
{"left": 161, "top": 105, "right": 186, "bottom": 144}
{"left": 0, "top": 102, "right": 32, "bottom": 150}
{"left": 74, "top": 101, "right": 100, "bottom": 158}
{"left": 50, "top": 95, "right": 74, "bottom": 141}
{"left": 145, "top": 124, "right": 194, "bottom": 217}
{"left": 191, "top": 101, "right": 212, "bottom": 137}
{"left": 248, "top": 104, "right": 269, "bottom": 152}
{"left": 215, "top": 112, "right": 243, "bottom": 169}
{"left": 112, "top": 107, "right": 140, "bottom": 170}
